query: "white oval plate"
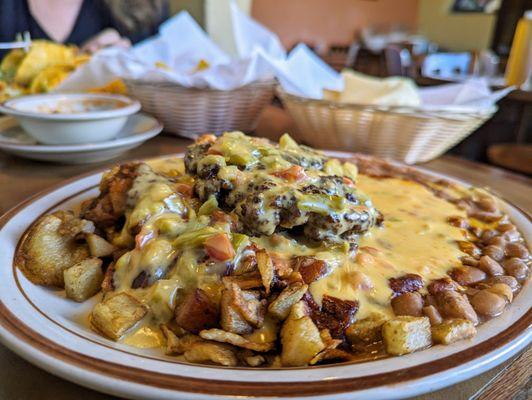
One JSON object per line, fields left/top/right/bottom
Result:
{"left": 0, "top": 156, "right": 530, "bottom": 400}
{"left": 0, "top": 113, "right": 162, "bottom": 164}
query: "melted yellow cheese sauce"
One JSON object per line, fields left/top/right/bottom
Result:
{"left": 311, "top": 175, "right": 467, "bottom": 319}
{"left": 115, "top": 171, "right": 468, "bottom": 348}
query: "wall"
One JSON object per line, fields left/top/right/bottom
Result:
{"left": 417, "top": 0, "right": 496, "bottom": 51}
{"left": 251, "top": 0, "right": 419, "bottom": 49}
{"left": 205, "top": 0, "right": 252, "bottom": 55}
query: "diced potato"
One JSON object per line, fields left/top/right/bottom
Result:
{"left": 86, "top": 233, "right": 116, "bottom": 257}
{"left": 280, "top": 301, "right": 325, "bottom": 367}
{"left": 345, "top": 312, "right": 387, "bottom": 344}
{"left": 268, "top": 282, "right": 308, "bottom": 320}
{"left": 243, "top": 353, "right": 265, "bottom": 367}
{"left": 220, "top": 283, "right": 253, "bottom": 334}
{"left": 229, "top": 284, "right": 265, "bottom": 328}
{"left": 161, "top": 325, "right": 201, "bottom": 355}
{"left": 55, "top": 210, "right": 95, "bottom": 237}
{"left": 431, "top": 319, "right": 477, "bottom": 345}
{"left": 184, "top": 341, "right": 238, "bottom": 366}
{"left": 91, "top": 292, "right": 148, "bottom": 340}
{"left": 199, "top": 329, "right": 274, "bottom": 352}
{"left": 175, "top": 288, "right": 219, "bottom": 333}
{"left": 63, "top": 257, "right": 103, "bottom": 302}
{"left": 256, "top": 249, "right": 274, "bottom": 294}
{"left": 310, "top": 348, "right": 351, "bottom": 365}
{"left": 382, "top": 316, "right": 432, "bottom": 356}
{"left": 16, "top": 212, "right": 90, "bottom": 287}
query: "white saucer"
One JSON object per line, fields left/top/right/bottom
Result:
{"left": 0, "top": 113, "right": 163, "bottom": 164}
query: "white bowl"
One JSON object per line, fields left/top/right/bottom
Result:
{"left": 0, "top": 93, "right": 141, "bottom": 145}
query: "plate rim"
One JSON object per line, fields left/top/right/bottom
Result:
{"left": 0, "top": 153, "right": 530, "bottom": 399}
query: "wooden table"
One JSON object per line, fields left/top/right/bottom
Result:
{"left": 0, "top": 134, "right": 530, "bottom": 400}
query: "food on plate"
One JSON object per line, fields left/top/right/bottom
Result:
{"left": 0, "top": 40, "right": 89, "bottom": 101}
{"left": 64, "top": 257, "right": 104, "bottom": 302}
{"left": 16, "top": 132, "right": 530, "bottom": 367}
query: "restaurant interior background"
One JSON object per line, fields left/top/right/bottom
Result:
{"left": 171, "top": 0, "right": 532, "bottom": 173}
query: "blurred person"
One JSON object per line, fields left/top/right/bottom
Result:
{"left": 0, "top": 0, "right": 168, "bottom": 54}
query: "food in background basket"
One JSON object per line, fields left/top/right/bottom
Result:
{"left": 15, "top": 132, "right": 530, "bottom": 367}
{"left": 323, "top": 70, "right": 421, "bottom": 107}
{"left": 0, "top": 40, "right": 89, "bottom": 100}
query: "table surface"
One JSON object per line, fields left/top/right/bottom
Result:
{"left": 0, "top": 134, "right": 530, "bottom": 400}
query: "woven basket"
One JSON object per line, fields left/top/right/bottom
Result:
{"left": 124, "top": 79, "right": 275, "bottom": 138}
{"left": 277, "top": 87, "right": 496, "bottom": 164}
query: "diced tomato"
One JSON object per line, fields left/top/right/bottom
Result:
{"left": 196, "top": 134, "right": 217, "bottom": 144}
{"left": 204, "top": 233, "right": 235, "bottom": 261}
{"left": 342, "top": 177, "right": 355, "bottom": 187}
{"left": 272, "top": 165, "right": 307, "bottom": 182}
{"left": 176, "top": 183, "right": 193, "bottom": 197}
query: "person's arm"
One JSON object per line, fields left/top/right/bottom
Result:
{"left": 81, "top": 28, "right": 131, "bottom": 54}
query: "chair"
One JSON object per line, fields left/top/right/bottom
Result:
{"left": 422, "top": 52, "right": 472, "bottom": 78}
{"left": 345, "top": 41, "right": 361, "bottom": 69}
{"left": 384, "top": 45, "right": 413, "bottom": 77}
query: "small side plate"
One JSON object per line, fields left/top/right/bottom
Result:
{"left": 0, "top": 113, "right": 163, "bottom": 164}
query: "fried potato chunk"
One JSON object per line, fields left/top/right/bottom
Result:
{"left": 91, "top": 292, "right": 147, "bottom": 340}
{"left": 64, "top": 257, "right": 103, "bottom": 302}
{"left": 345, "top": 312, "right": 388, "bottom": 344}
{"left": 175, "top": 289, "right": 219, "bottom": 334}
{"left": 86, "top": 233, "right": 116, "bottom": 258}
{"left": 16, "top": 212, "right": 91, "bottom": 287}
{"left": 431, "top": 319, "right": 476, "bottom": 345}
{"left": 256, "top": 249, "right": 275, "bottom": 294}
{"left": 200, "top": 329, "right": 274, "bottom": 352}
{"left": 184, "top": 342, "right": 238, "bottom": 366}
{"left": 220, "top": 282, "right": 262, "bottom": 334}
{"left": 280, "top": 301, "right": 326, "bottom": 367}
{"left": 161, "top": 325, "right": 202, "bottom": 355}
{"left": 382, "top": 316, "right": 432, "bottom": 356}
{"left": 268, "top": 282, "right": 308, "bottom": 320}
{"left": 310, "top": 347, "right": 351, "bottom": 365}
{"left": 231, "top": 286, "right": 266, "bottom": 328}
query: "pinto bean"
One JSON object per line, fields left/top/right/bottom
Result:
{"left": 487, "top": 236, "right": 506, "bottom": 247}
{"left": 476, "top": 197, "right": 498, "bottom": 212}
{"left": 457, "top": 241, "right": 482, "bottom": 258}
{"left": 502, "top": 258, "right": 529, "bottom": 280}
{"left": 391, "top": 292, "right": 423, "bottom": 317}
{"left": 486, "top": 283, "right": 513, "bottom": 303}
{"left": 470, "top": 290, "right": 507, "bottom": 317}
{"left": 478, "top": 256, "right": 504, "bottom": 276}
{"left": 505, "top": 243, "right": 530, "bottom": 259}
{"left": 469, "top": 210, "right": 502, "bottom": 223}
{"left": 450, "top": 266, "right": 487, "bottom": 286}
{"left": 436, "top": 290, "right": 479, "bottom": 325}
{"left": 461, "top": 256, "right": 479, "bottom": 267}
{"left": 423, "top": 305, "right": 443, "bottom": 325}
{"left": 481, "top": 229, "right": 498, "bottom": 244}
{"left": 497, "top": 222, "right": 515, "bottom": 233}
{"left": 427, "top": 277, "right": 460, "bottom": 295}
{"left": 485, "top": 276, "right": 520, "bottom": 293}
{"left": 483, "top": 245, "right": 505, "bottom": 261}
